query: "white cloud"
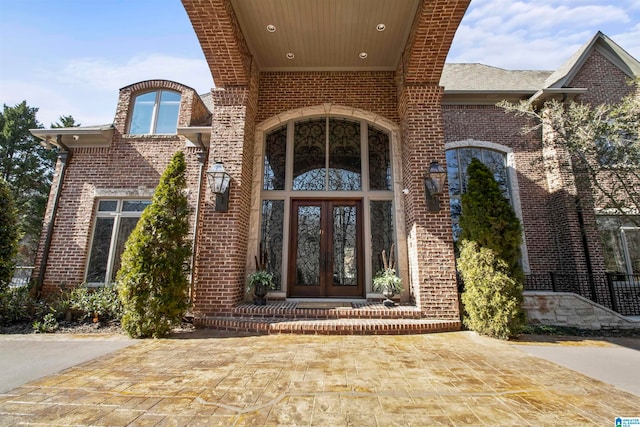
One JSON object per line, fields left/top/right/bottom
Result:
{"left": 59, "top": 54, "right": 214, "bottom": 94}
{"left": 1, "top": 54, "right": 214, "bottom": 128}
{"left": 448, "top": 0, "right": 640, "bottom": 70}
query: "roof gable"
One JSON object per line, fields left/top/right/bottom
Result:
{"left": 544, "top": 31, "right": 640, "bottom": 89}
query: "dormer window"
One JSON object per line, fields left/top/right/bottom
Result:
{"left": 129, "top": 90, "right": 181, "bottom": 134}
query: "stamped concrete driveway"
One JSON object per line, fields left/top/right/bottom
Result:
{"left": 0, "top": 331, "right": 638, "bottom": 426}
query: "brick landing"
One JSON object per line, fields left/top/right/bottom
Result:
{"left": 194, "top": 302, "right": 461, "bottom": 335}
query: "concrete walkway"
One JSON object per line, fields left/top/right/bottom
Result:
{"left": 0, "top": 331, "right": 638, "bottom": 426}
{"left": 0, "top": 333, "right": 135, "bottom": 393}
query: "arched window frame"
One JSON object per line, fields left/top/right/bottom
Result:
{"left": 128, "top": 89, "right": 181, "bottom": 135}
{"left": 248, "top": 105, "right": 408, "bottom": 298}
{"left": 445, "top": 139, "right": 530, "bottom": 273}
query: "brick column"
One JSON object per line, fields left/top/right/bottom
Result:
{"left": 398, "top": 85, "right": 459, "bottom": 320}
{"left": 193, "top": 80, "right": 258, "bottom": 317}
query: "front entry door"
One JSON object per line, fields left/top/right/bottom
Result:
{"left": 288, "top": 200, "right": 363, "bottom": 297}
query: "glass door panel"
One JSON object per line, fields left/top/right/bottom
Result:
{"left": 289, "top": 200, "right": 363, "bottom": 297}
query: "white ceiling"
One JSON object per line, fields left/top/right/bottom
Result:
{"left": 230, "top": 0, "right": 420, "bottom": 71}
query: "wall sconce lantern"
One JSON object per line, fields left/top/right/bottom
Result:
{"left": 206, "top": 161, "right": 231, "bottom": 212}
{"left": 424, "top": 160, "right": 446, "bottom": 213}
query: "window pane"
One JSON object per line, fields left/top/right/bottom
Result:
{"left": 122, "top": 200, "right": 151, "bottom": 212}
{"left": 293, "top": 119, "right": 326, "bottom": 191}
{"left": 368, "top": 126, "right": 391, "bottom": 190}
{"left": 261, "top": 200, "right": 284, "bottom": 289}
{"left": 328, "top": 119, "right": 361, "bottom": 191}
{"left": 86, "top": 217, "right": 115, "bottom": 283}
{"left": 98, "top": 200, "right": 118, "bottom": 212}
{"left": 332, "top": 205, "right": 358, "bottom": 286}
{"left": 597, "top": 216, "right": 627, "bottom": 273}
{"left": 129, "top": 92, "right": 156, "bottom": 134}
{"left": 624, "top": 230, "right": 640, "bottom": 275}
{"left": 446, "top": 150, "right": 460, "bottom": 195}
{"left": 155, "top": 91, "right": 180, "bottom": 134}
{"left": 110, "top": 217, "right": 140, "bottom": 282}
{"left": 482, "top": 150, "right": 509, "bottom": 196}
{"left": 296, "top": 205, "right": 321, "bottom": 285}
{"left": 370, "top": 201, "right": 394, "bottom": 275}
{"left": 264, "top": 126, "right": 287, "bottom": 190}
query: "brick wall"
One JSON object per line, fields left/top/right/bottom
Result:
{"left": 257, "top": 72, "right": 399, "bottom": 124}
{"left": 442, "top": 105, "right": 562, "bottom": 273}
{"left": 34, "top": 81, "right": 206, "bottom": 295}
{"left": 398, "top": 85, "right": 459, "bottom": 319}
{"left": 192, "top": 66, "right": 260, "bottom": 317}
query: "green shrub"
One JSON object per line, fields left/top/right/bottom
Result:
{"left": 0, "top": 285, "right": 34, "bottom": 325}
{"left": 117, "top": 151, "right": 191, "bottom": 338}
{"left": 0, "top": 179, "right": 19, "bottom": 291}
{"left": 67, "top": 285, "right": 122, "bottom": 322}
{"left": 33, "top": 312, "right": 58, "bottom": 333}
{"left": 458, "top": 158, "right": 525, "bottom": 339}
{"left": 460, "top": 159, "right": 523, "bottom": 281}
{"left": 459, "top": 241, "right": 525, "bottom": 339}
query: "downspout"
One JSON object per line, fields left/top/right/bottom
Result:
{"left": 189, "top": 133, "right": 208, "bottom": 303}
{"left": 35, "top": 136, "right": 71, "bottom": 298}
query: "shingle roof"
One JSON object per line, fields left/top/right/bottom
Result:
{"left": 440, "top": 63, "right": 552, "bottom": 92}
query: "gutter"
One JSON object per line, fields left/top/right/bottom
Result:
{"left": 35, "top": 137, "right": 71, "bottom": 297}
{"left": 189, "top": 133, "right": 208, "bottom": 302}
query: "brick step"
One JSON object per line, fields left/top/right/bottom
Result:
{"left": 231, "top": 301, "right": 424, "bottom": 320}
{"left": 195, "top": 316, "right": 461, "bottom": 335}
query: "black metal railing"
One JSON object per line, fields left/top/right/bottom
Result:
{"left": 524, "top": 272, "right": 640, "bottom": 316}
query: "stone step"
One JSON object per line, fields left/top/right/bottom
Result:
{"left": 195, "top": 316, "right": 461, "bottom": 335}
{"left": 232, "top": 301, "right": 424, "bottom": 320}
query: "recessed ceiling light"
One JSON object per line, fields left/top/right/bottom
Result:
{"left": 286, "top": 52, "right": 295, "bottom": 59}
{"left": 267, "top": 24, "right": 276, "bottom": 32}
{"left": 359, "top": 52, "right": 368, "bottom": 59}
{"left": 376, "top": 24, "right": 386, "bottom": 31}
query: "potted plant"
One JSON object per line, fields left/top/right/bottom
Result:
{"left": 247, "top": 245, "right": 277, "bottom": 306}
{"left": 372, "top": 244, "right": 403, "bottom": 307}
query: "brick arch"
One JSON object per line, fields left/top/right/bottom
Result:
{"left": 115, "top": 80, "right": 202, "bottom": 134}
{"left": 399, "top": 0, "right": 470, "bottom": 85}
{"left": 119, "top": 79, "right": 198, "bottom": 94}
{"left": 256, "top": 104, "right": 399, "bottom": 134}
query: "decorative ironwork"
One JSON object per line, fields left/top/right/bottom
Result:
{"left": 296, "top": 205, "right": 321, "bottom": 286}
{"left": 522, "top": 272, "right": 640, "bottom": 316}
{"left": 332, "top": 205, "right": 358, "bottom": 286}
{"left": 370, "top": 201, "right": 394, "bottom": 275}
{"left": 329, "top": 119, "right": 361, "bottom": 191}
{"left": 368, "top": 126, "right": 391, "bottom": 190}
{"left": 264, "top": 125, "right": 287, "bottom": 190}
{"left": 261, "top": 200, "right": 284, "bottom": 289}
{"left": 293, "top": 120, "right": 326, "bottom": 191}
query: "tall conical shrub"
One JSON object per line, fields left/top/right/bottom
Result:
{"left": 117, "top": 151, "right": 191, "bottom": 338}
{"left": 459, "top": 158, "right": 525, "bottom": 338}
{"left": 0, "top": 178, "right": 19, "bottom": 291}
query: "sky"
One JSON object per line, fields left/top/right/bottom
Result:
{"left": 0, "top": 0, "right": 639, "bottom": 128}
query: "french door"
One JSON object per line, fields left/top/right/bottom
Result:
{"left": 288, "top": 199, "right": 363, "bottom": 297}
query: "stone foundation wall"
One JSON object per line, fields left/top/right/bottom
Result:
{"left": 523, "top": 291, "right": 640, "bottom": 330}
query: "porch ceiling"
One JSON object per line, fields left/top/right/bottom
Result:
{"left": 230, "top": 0, "right": 420, "bottom": 71}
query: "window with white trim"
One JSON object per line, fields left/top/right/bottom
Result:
{"left": 597, "top": 215, "right": 639, "bottom": 275}
{"left": 86, "top": 200, "right": 150, "bottom": 284}
{"left": 129, "top": 90, "right": 181, "bottom": 134}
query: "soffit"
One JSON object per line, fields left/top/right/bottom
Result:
{"left": 230, "top": 0, "right": 420, "bottom": 71}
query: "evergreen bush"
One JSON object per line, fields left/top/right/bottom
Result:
{"left": 116, "top": 151, "right": 191, "bottom": 338}
{"left": 0, "top": 178, "right": 19, "bottom": 291}
{"left": 459, "top": 158, "right": 525, "bottom": 339}
{"left": 459, "top": 241, "right": 525, "bottom": 339}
